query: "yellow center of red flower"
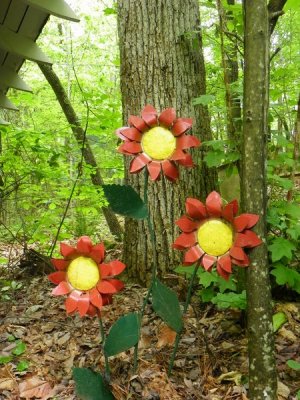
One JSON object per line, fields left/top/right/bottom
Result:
{"left": 197, "top": 219, "right": 233, "bottom": 256}
{"left": 67, "top": 256, "right": 100, "bottom": 291}
{"left": 141, "top": 127, "right": 176, "bottom": 160}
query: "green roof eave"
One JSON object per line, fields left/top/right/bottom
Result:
{"left": 23, "top": 0, "right": 80, "bottom": 22}
{"left": 0, "top": 66, "right": 32, "bottom": 92}
{"left": 0, "top": 25, "right": 52, "bottom": 65}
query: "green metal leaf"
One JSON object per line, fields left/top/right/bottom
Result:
{"left": 152, "top": 279, "right": 183, "bottom": 333}
{"left": 272, "top": 312, "right": 287, "bottom": 332}
{"left": 73, "top": 368, "right": 114, "bottom": 400}
{"left": 102, "top": 184, "right": 148, "bottom": 219}
{"left": 104, "top": 312, "right": 141, "bottom": 357}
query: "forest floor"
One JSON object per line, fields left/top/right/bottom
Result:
{"left": 0, "top": 244, "right": 299, "bottom": 400}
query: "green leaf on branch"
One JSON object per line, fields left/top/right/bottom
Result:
{"left": 270, "top": 264, "right": 300, "bottom": 294}
{"left": 272, "top": 312, "right": 287, "bottom": 332}
{"left": 102, "top": 184, "right": 148, "bottom": 219}
{"left": 269, "top": 237, "right": 296, "bottom": 261}
{"left": 211, "top": 291, "right": 247, "bottom": 310}
{"left": 287, "top": 360, "right": 300, "bottom": 371}
{"left": 104, "top": 312, "right": 140, "bottom": 357}
{"left": 73, "top": 368, "right": 114, "bottom": 400}
{"left": 152, "top": 279, "right": 183, "bottom": 333}
{"left": 192, "top": 94, "right": 215, "bottom": 105}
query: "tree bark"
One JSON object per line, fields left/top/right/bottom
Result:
{"left": 242, "top": 1, "right": 277, "bottom": 399}
{"left": 38, "top": 63, "right": 123, "bottom": 240}
{"left": 268, "top": 0, "right": 287, "bottom": 35}
{"left": 117, "top": 0, "right": 218, "bottom": 284}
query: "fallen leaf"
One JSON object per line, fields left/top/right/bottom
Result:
{"left": 0, "top": 365, "right": 16, "bottom": 391}
{"left": 19, "top": 376, "right": 52, "bottom": 399}
{"left": 217, "top": 371, "right": 242, "bottom": 385}
{"left": 277, "top": 380, "right": 290, "bottom": 399}
{"left": 157, "top": 324, "right": 177, "bottom": 348}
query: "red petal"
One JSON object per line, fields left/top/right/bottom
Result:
{"left": 141, "top": 105, "right": 157, "bottom": 126}
{"left": 48, "top": 271, "right": 66, "bottom": 285}
{"left": 100, "top": 263, "right": 111, "bottom": 278}
{"left": 77, "top": 236, "right": 93, "bottom": 254}
{"left": 118, "top": 141, "right": 142, "bottom": 154}
{"left": 229, "top": 246, "right": 247, "bottom": 261}
{"left": 176, "top": 215, "right": 199, "bottom": 232}
{"left": 216, "top": 264, "right": 231, "bottom": 280}
{"left": 177, "top": 153, "right": 194, "bottom": 167}
{"left": 51, "top": 258, "right": 69, "bottom": 271}
{"left": 87, "top": 304, "right": 97, "bottom": 317}
{"left": 102, "top": 294, "right": 113, "bottom": 306}
{"left": 234, "top": 213, "right": 260, "bottom": 232}
{"left": 161, "top": 160, "right": 179, "bottom": 181}
{"left": 90, "top": 243, "right": 105, "bottom": 264}
{"left": 234, "top": 233, "right": 249, "bottom": 247}
{"left": 89, "top": 288, "right": 103, "bottom": 308}
{"left": 128, "top": 115, "right": 148, "bottom": 132}
{"left": 228, "top": 199, "right": 239, "bottom": 216}
{"left": 158, "top": 108, "right": 176, "bottom": 128}
{"left": 177, "top": 135, "right": 201, "bottom": 149}
{"left": 222, "top": 203, "right": 234, "bottom": 222}
{"left": 107, "top": 260, "right": 126, "bottom": 276}
{"left": 115, "top": 127, "right": 129, "bottom": 140}
{"left": 206, "top": 191, "right": 222, "bottom": 217}
{"left": 60, "top": 243, "right": 77, "bottom": 258}
{"left": 130, "top": 153, "right": 151, "bottom": 173}
{"left": 173, "top": 232, "right": 197, "bottom": 250}
{"left": 52, "top": 281, "right": 72, "bottom": 296}
{"left": 97, "top": 279, "right": 124, "bottom": 294}
{"left": 147, "top": 161, "right": 161, "bottom": 181}
{"left": 232, "top": 255, "right": 250, "bottom": 267}
{"left": 185, "top": 198, "right": 207, "bottom": 219}
{"left": 244, "top": 213, "right": 260, "bottom": 228}
{"left": 217, "top": 255, "right": 232, "bottom": 273}
{"left": 183, "top": 246, "right": 204, "bottom": 265}
{"left": 169, "top": 148, "right": 187, "bottom": 161}
{"left": 243, "top": 230, "right": 262, "bottom": 248}
{"left": 142, "top": 112, "right": 157, "bottom": 127}
{"left": 121, "top": 127, "right": 142, "bottom": 141}
{"left": 77, "top": 294, "right": 90, "bottom": 317}
{"left": 172, "top": 118, "right": 192, "bottom": 136}
{"left": 202, "top": 254, "right": 217, "bottom": 271}
{"left": 65, "top": 290, "right": 81, "bottom": 313}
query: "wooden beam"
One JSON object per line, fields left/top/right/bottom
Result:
{"left": 0, "top": 94, "right": 18, "bottom": 111}
{"left": 0, "top": 66, "right": 32, "bottom": 92}
{"left": 23, "top": 0, "right": 80, "bottom": 22}
{"left": 0, "top": 25, "right": 52, "bottom": 64}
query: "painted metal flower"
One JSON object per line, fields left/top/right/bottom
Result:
{"left": 173, "top": 191, "right": 262, "bottom": 280}
{"left": 116, "top": 105, "right": 201, "bottom": 181}
{"left": 48, "top": 236, "right": 125, "bottom": 317}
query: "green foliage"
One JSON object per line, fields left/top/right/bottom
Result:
{"left": 152, "top": 279, "right": 183, "bottom": 333}
{"left": 0, "top": 280, "right": 23, "bottom": 301}
{"left": 0, "top": 339, "right": 29, "bottom": 371}
{"left": 202, "top": 140, "right": 240, "bottom": 168}
{"left": 287, "top": 359, "right": 300, "bottom": 371}
{"left": 272, "top": 312, "right": 287, "bottom": 332}
{"left": 211, "top": 291, "right": 247, "bottom": 310}
{"left": 73, "top": 368, "right": 114, "bottom": 400}
{"left": 104, "top": 313, "right": 141, "bottom": 357}
{"left": 270, "top": 264, "right": 300, "bottom": 294}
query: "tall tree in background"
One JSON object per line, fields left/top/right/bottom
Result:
{"left": 242, "top": 1, "right": 277, "bottom": 398}
{"left": 117, "top": 0, "right": 217, "bottom": 283}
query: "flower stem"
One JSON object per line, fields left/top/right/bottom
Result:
{"left": 133, "top": 169, "right": 158, "bottom": 372}
{"left": 98, "top": 313, "right": 110, "bottom": 383}
{"left": 168, "top": 263, "right": 199, "bottom": 376}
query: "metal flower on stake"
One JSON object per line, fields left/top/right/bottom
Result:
{"left": 48, "top": 236, "right": 126, "bottom": 398}
{"left": 99, "top": 105, "right": 201, "bottom": 372}
{"left": 168, "top": 191, "right": 263, "bottom": 374}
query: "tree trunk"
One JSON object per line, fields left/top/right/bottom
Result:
{"left": 242, "top": 1, "right": 277, "bottom": 398}
{"left": 38, "top": 63, "right": 123, "bottom": 240}
{"left": 117, "top": 0, "right": 218, "bottom": 284}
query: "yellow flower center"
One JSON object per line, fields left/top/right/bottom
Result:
{"left": 197, "top": 219, "right": 233, "bottom": 257}
{"left": 141, "top": 127, "right": 176, "bottom": 160}
{"left": 67, "top": 256, "right": 100, "bottom": 291}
